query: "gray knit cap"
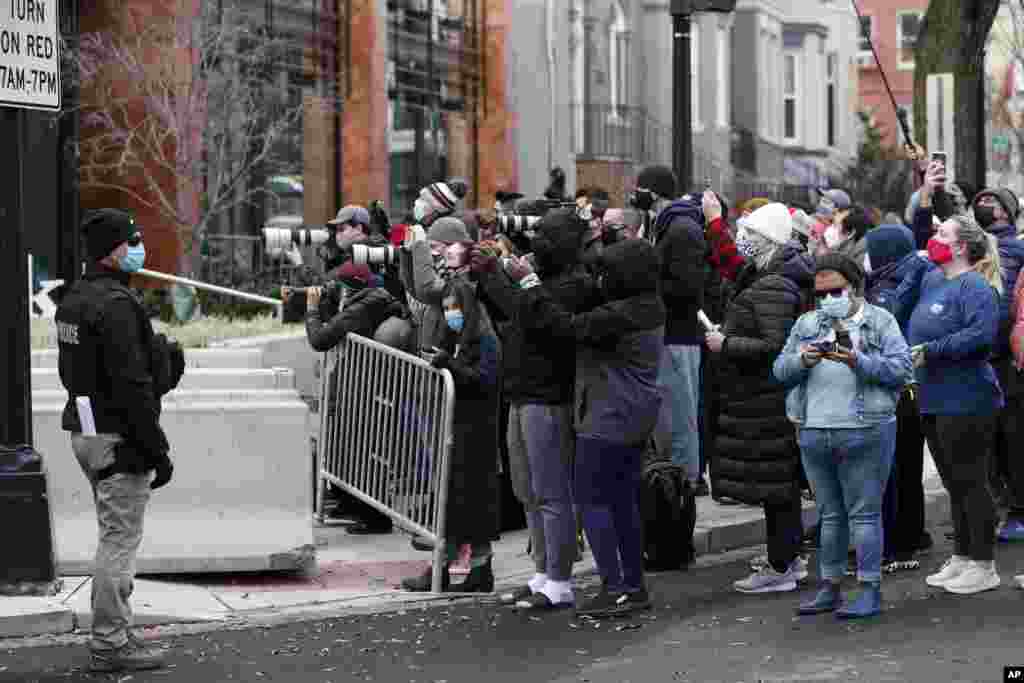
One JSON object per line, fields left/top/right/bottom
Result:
{"left": 427, "top": 216, "right": 471, "bottom": 243}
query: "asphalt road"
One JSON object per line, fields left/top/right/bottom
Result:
{"left": 3, "top": 523, "right": 1024, "bottom": 683}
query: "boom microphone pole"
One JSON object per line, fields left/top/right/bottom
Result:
{"left": 850, "top": 0, "right": 915, "bottom": 146}
{"left": 135, "top": 269, "right": 283, "bottom": 310}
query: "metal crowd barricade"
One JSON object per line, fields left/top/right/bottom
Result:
{"left": 315, "top": 333, "right": 456, "bottom": 593}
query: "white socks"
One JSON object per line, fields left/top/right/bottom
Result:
{"left": 538, "top": 579, "right": 574, "bottom": 605}
{"left": 528, "top": 573, "right": 548, "bottom": 593}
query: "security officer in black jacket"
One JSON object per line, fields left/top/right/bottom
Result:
{"left": 55, "top": 209, "right": 178, "bottom": 673}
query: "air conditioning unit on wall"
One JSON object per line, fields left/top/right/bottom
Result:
{"left": 855, "top": 53, "right": 875, "bottom": 68}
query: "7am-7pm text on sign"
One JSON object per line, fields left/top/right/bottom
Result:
{"left": 0, "top": 0, "right": 60, "bottom": 111}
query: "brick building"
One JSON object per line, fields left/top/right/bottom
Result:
{"left": 853, "top": 0, "right": 928, "bottom": 150}
{"left": 76, "top": 0, "right": 516, "bottom": 276}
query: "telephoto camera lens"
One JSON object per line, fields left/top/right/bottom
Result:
{"left": 261, "top": 227, "right": 331, "bottom": 257}
{"left": 496, "top": 214, "right": 541, "bottom": 237}
{"left": 351, "top": 244, "right": 397, "bottom": 267}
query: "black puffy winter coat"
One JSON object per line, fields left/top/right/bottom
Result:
{"left": 710, "top": 243, "right": 814, "bottom": 506}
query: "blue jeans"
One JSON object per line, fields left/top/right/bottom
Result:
{"left": 797, "top": 422, "right": 897, "bottom": 583}
{"left": 574, "top": 437, "right": 645, "bottom": 593}
{"left": 654, "top": 344, "right": 702, "bottom": 483}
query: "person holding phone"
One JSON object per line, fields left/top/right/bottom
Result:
{"left": 907, "top": 215, "right": 1005, "bottom": 595}
{"left": 774, "top": 254, "right": 913, "bottom": 619}
{"left": 703, "top": 203, "right": 813, "bottom": 595}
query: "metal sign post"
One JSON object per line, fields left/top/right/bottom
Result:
{"left": 670, "top": 1, "right": 735, "bottom": 193}
{"left": 0, "top": 1, "right": 62, "bottom": 592}
{"left": 0, "top": 107, "right": 31, "bottom": 446}
{"left": 0, "top": 0, "right": 63, "bottom": 445}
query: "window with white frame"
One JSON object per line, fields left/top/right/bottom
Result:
{"left": 692, "top": 23, "right": 701, "bottom": 129}
{"left": 608, "top": 1, "right": 629, "bottom": 121}
{"left": 826, "top": 52, "right": 837, "bottom": 147}
{"left": 858, "top": 15, "right": 873, "bottom": 55}
{"left": 897, "top": 11, "right": 922, "bottom": 68}
{"left": 717, "top": 24, "right": 728, "bottom": 128}
{"left": 783, "top": 52, "right": 798, "bottom": 142}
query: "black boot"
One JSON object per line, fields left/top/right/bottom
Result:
{"left": 401, "top": 565, "right": 451, "bottom": 592}
{"left": 454, "top": 558, "right": 494, "bottom": 593}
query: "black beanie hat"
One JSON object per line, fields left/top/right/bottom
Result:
{"left": 974, "top": 188, "right": 1021, "bottom": 221}
{"left": 637, "top": 165, "right": 677, "bottom": 200}
{"left": 83, "top": 209, "right": 141, "bottom": 261}
{"left": 815, "top": 253, "right": 865, "bottom": 290}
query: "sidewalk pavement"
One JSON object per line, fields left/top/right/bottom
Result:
{"left": 0, "top": 458, "right": 950, "bottom": 642}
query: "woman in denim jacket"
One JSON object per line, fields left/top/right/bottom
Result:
{"left": 774, "top": 254, "right": 913, "bottom": 619}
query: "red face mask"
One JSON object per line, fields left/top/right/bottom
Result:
{"left": 927, "top": 238, "right": 955, "bottom": 265}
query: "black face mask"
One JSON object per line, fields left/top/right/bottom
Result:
{"left": 629, "top": 190, "right": 655, "bottom": 213}
{"left": 973, "top": 205, "right": 997, "bottom": 228}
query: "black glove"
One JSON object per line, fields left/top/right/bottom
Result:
{"left": 151, "top": 454, "right": 174, "bottom": 490}
{"left": 430, "top": 349, "right": 452, "bottom": 369}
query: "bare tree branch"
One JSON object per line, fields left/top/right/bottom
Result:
{"left": 62, "top": 0, "right": 340, "bottom": 274}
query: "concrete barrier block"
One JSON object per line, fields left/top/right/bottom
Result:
{"left": 0, "top": 598, "right": 75, "bottom": 638}
{"left": 32, "top": 388, "right": 307, "bottom": 408}
{"left": 32, "top": 347, "right": 269, "bottom": 370}
{"left": 34, "top": 396, "right": 315, "bottom": 575}
{"left": 212, "top": 333, "right": 317, "bottom": 399}
{"left": 32, "top": 367, "right": 291, "bottom": 392}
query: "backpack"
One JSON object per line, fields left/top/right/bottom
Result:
{"left": 640, "top": 439, "right": 697, "bottom": 571}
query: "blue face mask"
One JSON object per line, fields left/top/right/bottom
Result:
{"left": 118, "top": 244, "right": 146, "bottom": 273}
{"left": 445, "top": 310, "right": 464, "bottom": 333}
{"left": 818, "top": 289, "right": 852, "bottom": 319}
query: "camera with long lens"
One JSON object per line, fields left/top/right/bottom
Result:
{"left": 261, "top": 225, "right": 333, "bottom": 266}
{"left": 350, "top": 244, "right": 398, "bottom": 267}
{"left": 282, "top": 279, "right": 346, "bottom": 323}
{"left": 494, "top": 198, "right": 579, "bottom": 239}
{"left": 495, "top": 214, "right": 542, "bottom": 237}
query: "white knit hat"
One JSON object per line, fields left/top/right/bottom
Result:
{"left": 740, "top": 203, "right": 794, "bottom": 245}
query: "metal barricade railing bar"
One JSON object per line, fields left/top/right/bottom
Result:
{"left": 315, "top": 333, "right": 456, "bottom": 593}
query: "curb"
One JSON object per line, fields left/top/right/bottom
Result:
{"left": 694, "top": 486, "right": 950, "bottom": 557}
{"left": 0, "top": 489, "right": 952, "bottom": 643}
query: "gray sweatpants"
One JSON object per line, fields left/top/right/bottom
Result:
{"left": 71, "top": 434, "right": 151, "bottom": 652}
{"left": 507, "top": 403, "right": 576, "bottom": 582}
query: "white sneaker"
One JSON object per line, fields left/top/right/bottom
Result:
{"left": 733, "top": 565, "right": 798, "bottom": 594}
{"left": 944, "top": 562, "right": 1001, "bottom": 595}
{"left": 926, "top": 556, "right": 970, "bottom": 588}
{"left": 1014, "top": 574, "right": 1024, "bottom": 590}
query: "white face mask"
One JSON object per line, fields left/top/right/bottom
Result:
{"left": 824, "top": 224, "right": 844, "bottom": 250}
{"left": 413, "top": 198, "right": 430, "bottom": 223}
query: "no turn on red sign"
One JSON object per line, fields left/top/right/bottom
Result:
{"left": 0, "top": 0, "right": 60, "bottom": 111}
